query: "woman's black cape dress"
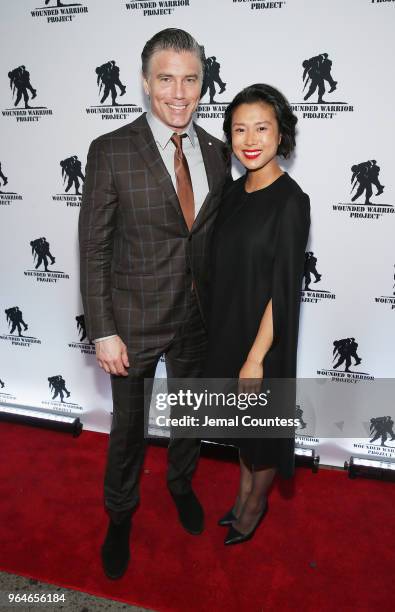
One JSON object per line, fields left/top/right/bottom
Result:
{"left": 203, "top": 172, "right": 310, "bottom": 478}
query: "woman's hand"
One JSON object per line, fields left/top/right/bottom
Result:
{"left": 238, "top": 358, "right": 263, "bottom": 395}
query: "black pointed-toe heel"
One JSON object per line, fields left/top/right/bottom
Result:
{"left": 224, "top": 501, "right": 268, "bottom": 546}
{"left": 218, "top": 508, "right": 237, "bottom": 527}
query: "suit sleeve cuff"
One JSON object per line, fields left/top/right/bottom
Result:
{"left": 94, "top": 334, "right": 118, "bottom": 343}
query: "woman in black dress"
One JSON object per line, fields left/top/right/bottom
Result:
{"left": 204, "top": 84, "right": 310, "bottom": 545}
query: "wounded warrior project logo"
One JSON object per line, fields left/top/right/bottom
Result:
{"left": 197, "top": 50, "right": 229, "bottom": 120}
{"left": 0, "top": 306, "right": 41, "bottom": 348}
{"left": 52, "top": 155, "right": 85, "bottom": 207}
{"left": 317, "top": 337, "right": 374, "bottom": 382}
{"left": 68, "top": 314, "right": 95, "bottom": 355}
{"left": 124, "top": 0, "right": 191, "bottom": 17}
{"left": 42, "top": 375, "right": 83, "bottom": 412}
{"left": 2, "top": 66, "right": 53, "bottom": 123}
{"left": 374, "top": 264, "right": 395, "bottom": 311}
{"left": 291, "top": 52, "right": 354, "bottom": 119}
{"left": 301, "top": 251, "right": 336, "bottom": 304}
{"left": 353, "top": 415, "right": 395, "bottom": 460}
{"left": 86, "top": 60, "right": 142, "bottom": 121}
{"left": 0, "top": 160, "right": 23, "bottom": 206}
{"left": 333, "top": 160, "right": 394, "bottom": 220}
{"left": 232, "top": 0, "right": 286, "bottom": 10}
{"left": 24, "top": 237, "right": 70, "bottom": 283}
{"left": 31, "top": 0, "right": 88, "bottom": 23}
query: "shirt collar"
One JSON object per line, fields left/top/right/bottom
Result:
{"left": 146, "top": 110, "right": 196, "bottom": 149}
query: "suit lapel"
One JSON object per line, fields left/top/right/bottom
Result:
{"left": 129, "top": 114, "right": 223, "bottom": 234}
{"left": 129, "top": 114, "right": 188, "bottom": 231}
{"left": 194, "top": 123, "right": 216, "bottom": 193}
{"left": 192, "top": 123, "right": 222, "bottom": 232}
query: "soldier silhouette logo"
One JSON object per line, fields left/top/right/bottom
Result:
{"left": 0, "top": 162, "right": 8, "bottom": 189}
{"left": 369, "top": 416, "right": 395, "bottom": 447}
{"left": 302, "top": 53, "right": 337, "bottom": 103}
{"left": 303, "top": 252, "right": 322, "bottom": 290}
{"left": 60, "top": 156, "right": 85, "bottom": 195}
{"left": 30, "top": 237, "right": 56, "bottom": 271}
{"left": 5, "top": 307, "right": 28, "bottom": 337}
{"left": 48, "top": 375, "right": 71, "bottom": 403}
{"left": 351, "top": 160, "right": 385, "bottom": 205}
{"left": 295, "top": 405, "right": 307, "bottom": 430}
{"left": 333, "top": 337, "right": 362, "bottom": 373}
{"left": 76, "top": 314, "right": 93, "bottom": 344}
{"left": 200, "top": 49, "right": 227, "bottom": 104}
{"left": 96, "top": 61, "right": 126, "bottom": 106}
{"left": 8, "top": 66, "right": 37, "bottom": 109}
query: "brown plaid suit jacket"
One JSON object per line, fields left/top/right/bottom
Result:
{"left": 78, "top": 112, "right": 229, "bottom": 356}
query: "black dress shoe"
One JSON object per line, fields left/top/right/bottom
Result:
{"left": 101, "top": 513, "right": 132, "bottom": 579}
{"left": 218, "top": 508, "right": 237, "bottom": 526}
{"left": 171, "top": 490, "right": 204, "bottom": 535}
{"left": 224, "top": 502, "right": 268, "bottom": 546}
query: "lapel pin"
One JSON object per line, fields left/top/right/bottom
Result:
{"left": 208, "top": 142, "right": 212, "bottom": 146}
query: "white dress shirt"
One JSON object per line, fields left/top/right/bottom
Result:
{"left": 146, "top": 110, "right": 209, "bottom": 218}
{"left": 95, "top": 111, "right": 209, "bottom": 343}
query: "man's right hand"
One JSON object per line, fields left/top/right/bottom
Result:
{"left": 95, "top": 335, "right": 130, "bottom": 376}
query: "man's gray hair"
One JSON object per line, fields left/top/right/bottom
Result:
{"left": 141, "top": 28, "right": 205, "bottom": 78}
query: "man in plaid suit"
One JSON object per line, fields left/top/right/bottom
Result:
{"left": 79, "top": 29, "right": 229, "bottom": 578}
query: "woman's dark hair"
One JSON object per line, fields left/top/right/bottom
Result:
{"left": 223, "top": 84, "right": 297, "bottom": 159}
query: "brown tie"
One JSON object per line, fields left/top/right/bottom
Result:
{"left": 171, "top": 133, "right": 195, "bottom": 231}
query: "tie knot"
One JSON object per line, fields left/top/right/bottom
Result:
{"left": 171, "top": 133, "right": 186, "bottom": 150}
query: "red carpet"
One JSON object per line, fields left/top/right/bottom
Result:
{"left": 0, "top": 421, "right": 393, "bottom": 611}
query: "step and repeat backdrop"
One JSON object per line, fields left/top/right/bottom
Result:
{"left": 1, "top": 0, "right": 394, "bottom": 467}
